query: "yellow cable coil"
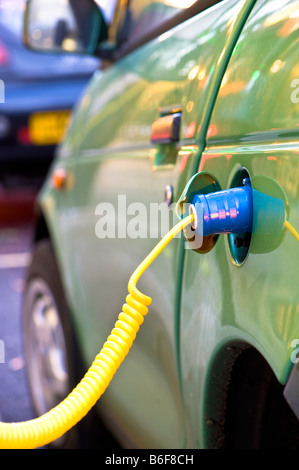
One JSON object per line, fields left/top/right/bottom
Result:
{"left": 0, "top": 214, "right": 194, "bottom": 449}
{"left": 0, "top": 215, "right": 298, "bottom": 448}
{"left": 285, "top": 219, "right": 299, "bottom": 243}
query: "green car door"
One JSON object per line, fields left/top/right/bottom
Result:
{"left": 179, "top": 0, "right": 299, "bottom": 448}
{"left": 40, "top": 0, "right": 257, "bottom": 448}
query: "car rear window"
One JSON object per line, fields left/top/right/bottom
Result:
{"left": 128, "top": 0, "right": 199, "bottom": 41}
{"left": 0, "top": 0, "right": 24, "bottom": 36}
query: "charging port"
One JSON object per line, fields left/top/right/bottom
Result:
{"left": 179, "top": 168, "right": 288, "bottom": 263}
{"left": 227, "top": 167, "right": 252, "bottom": 266}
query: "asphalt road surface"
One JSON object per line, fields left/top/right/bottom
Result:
{"left": 0, "top": 223, "right": 36, "bottom": 424}
{"left": 0, "top": 221, "right": 120, "bottom": 450}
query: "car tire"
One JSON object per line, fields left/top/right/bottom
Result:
{"left": 23, "top": 238, "right": 120, "bottom": 449}
{"left": 23, "top": 239, "right": 82, "bottom": 448}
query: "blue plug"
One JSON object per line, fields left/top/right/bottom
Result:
{"left": 191, "top": 180, "right": 285, "bottom": 238}
{"left": 191, "top": 182, "right": 253, "bottom": 236}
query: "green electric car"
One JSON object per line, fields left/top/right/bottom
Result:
{"left": 22, "top": 0, "right": 299, "bottom": 449}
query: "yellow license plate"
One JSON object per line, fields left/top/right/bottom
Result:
{"left": 29, "top": 110, "right": 70, "bottom": 145}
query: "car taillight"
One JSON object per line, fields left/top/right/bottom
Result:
{"left": 17, "top": 126, "right": 31, "bottom": 145}
{"left": 0, "top": 40, "right": 10, "bottom": 65}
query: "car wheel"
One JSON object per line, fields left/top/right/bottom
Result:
{"left": 23, "top": 238, "right": 120, "bottom": 449}
{"left": 23, "top": 239, "right": 82, "bottom": 448}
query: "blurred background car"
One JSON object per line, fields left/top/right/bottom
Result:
{"left": 0, "top": 0, "right": 114, "bottom": 436}
{"left": 19, "top": 0, "right": 299, "bottom": 450}
{"left": 0, "top": 0, "right": 100, "bottom": 222}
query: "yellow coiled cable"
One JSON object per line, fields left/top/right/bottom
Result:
{"left": 0, "top": 215, "right": 298, "bottom": 448}
{"left": 0, "top": 214, "right": 194, "bottom": 449}
{"left": 285, "top": 219, "right": 299, "bottom": 243}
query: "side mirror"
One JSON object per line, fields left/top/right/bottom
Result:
{"left": 23, "top": 0, "right": 108, "bottom": 55}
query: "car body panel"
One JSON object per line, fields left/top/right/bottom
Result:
{"left": 181, "top": 144, "right": 299, "bottom": 448}
{"left": 180, "top": 0, "right": 299, "bottom": 448}
{"left": 39, "top": 0, "right": 259, "bottom": 448}
{"left": 35, "top": 0, "right": 299, "bottom": 449}
{"left": 205, "top": 0, "right": 299, "bottom": 144}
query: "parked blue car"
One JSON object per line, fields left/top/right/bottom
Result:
{"left": 0, "top": 1, "right": 99, "bottom": 189}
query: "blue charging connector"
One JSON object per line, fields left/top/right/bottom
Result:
{"left": 190, "top": 178, "right": 286, "bottom": 238}
{"left": 191, "top": 179, "right": 253, "bottom": 236}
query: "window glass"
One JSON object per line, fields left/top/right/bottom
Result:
{"left": 0, "top": 0, "right": 25, "bottom": 36}
{"left": 94, "top": 0, "right": 118, "bottom": 24}
{"left": 128, "top": 0, "right": 198, "bottom": 41}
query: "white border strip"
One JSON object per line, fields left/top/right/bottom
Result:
{"left": 0, "top": 253, "right": 31, "bottom": 269}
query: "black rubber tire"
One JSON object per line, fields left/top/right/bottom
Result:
{"left": 225, "top": 348, "right": 299, "bottom": 449}
{"left": 23, "top": 239, "right": 82, "bottom": 448}
{"left": 23, "top": 238, "right": 120, "bottom": 449}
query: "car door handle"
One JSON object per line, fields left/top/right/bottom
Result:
{"left": 150, "top": 111, "right": 181, "bottom": 145}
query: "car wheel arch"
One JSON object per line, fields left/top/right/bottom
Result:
{"left": 202, "top": 341, "right": 299, "bottom": 449}
{"left": 33, "top": 209, "right": 50, "bottom": 244}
